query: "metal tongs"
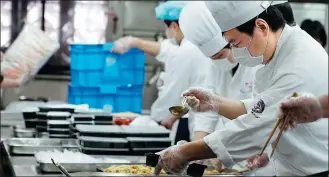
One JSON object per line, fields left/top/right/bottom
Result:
{"left": 169, "top": 96, "right": 190, "bottom": 117}
{"left": 51, "top": 158, "right": 71, "bottom": 177}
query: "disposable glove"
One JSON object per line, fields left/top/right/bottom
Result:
{"left": 278, "top": 92, "right": 323, "bottom": 130}
{"left": 154, "top": 140, "right": 189, "bottom": 175}
{"left": 194, "top": 158, "right": 222, "bottom": 172}
{"left": 111, "top": 36, "right": 135, "bottom": 54}
{"left": 246, "top": 153, "right": 269, "bottom": 169}
{"left": 182, "top": 87, "right": 221, "bottom": 113}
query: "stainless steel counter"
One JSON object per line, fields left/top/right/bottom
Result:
{"left": 1, "top": 126, "right": 146, "bottom": 177}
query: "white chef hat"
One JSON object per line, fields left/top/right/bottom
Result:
{"left": 205, "top": 1, "right": 273, "bottom": 32}
{"left": 179, "top": 1, "right": 227, "bottom": 57}
{"left": 271, "top": 1, "right": 288, "bottom": 6}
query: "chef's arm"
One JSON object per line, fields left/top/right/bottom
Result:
{"left": 130, "top": 37, "right": 161, "bottom": 57}
{"left": 318, "top": 94, "right": 329, "bottom": 117}
{"left": 215, "top": 97, "right": 247, "bottom": 120}
{"left": 193, "top": 112, "right": 219, "bottom": 141}
{"left": 179, "top": 140, "right": 217, "bottom": 161}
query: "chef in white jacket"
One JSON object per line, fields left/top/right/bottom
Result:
{"left": 178, "top": 2, "right": 273, "bottom": 176}
{"left": 111, "top": 1, "right": 213, "bottom": 144}
{"left": 153, "top": 1, "right": 328, "bottom": 176}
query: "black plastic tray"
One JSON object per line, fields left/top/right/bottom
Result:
{"left": 24, "top": 119, "right": 37, "bottom": 129}
{"left": 79, "top": 136, "right": 129, "bottom": 149}
{"left": 71, "top": 114, "right": 94, "bottom": 122}
{"left": 127, "top": 137, "right": 171, "bottom": 149}
{"left": 38, "top": 107, "right": 75, "bottom": 113}
{"left": 79, "top": 147, "right": 130, "bottom": 155}
{"left": 94, "top": 115, "right": 113, "bottom": 121}
{"left": 76, "top": 125, "right": 124, "bottom": 138}
{"left": 48, "top": 129, "right": 70, "bottom": 135}
{"left": 121, "top": 126, "right": 170, "bottom": 138}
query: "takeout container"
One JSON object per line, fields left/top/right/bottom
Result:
{"left": 79, "top": 136, "right": 129, "bottom": 149}
{"left": 75, "top": 125, "right": 124, "bottom": 138}
{"left": 121, "top": 126, "right": 170, "bottom": 138}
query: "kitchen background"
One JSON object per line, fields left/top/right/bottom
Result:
{"left": 1, "top": 0, "right": 328, "bottom": 110}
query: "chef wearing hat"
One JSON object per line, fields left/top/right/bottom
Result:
{"left": 178, "top": 2, "right": 272, "bottom": 176}
{"left": 111, "top": 1, "right": 213, "bottom": 144}
{"left": 154, "top": 1, "right": 328, "bottom": 176}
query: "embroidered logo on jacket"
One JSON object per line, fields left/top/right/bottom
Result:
{"left": 251, "top": 99, "right": 265, "bottom": 118}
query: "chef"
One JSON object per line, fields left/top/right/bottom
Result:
{"left": 178, "top": 1, "right": 270, "bottom": 176}
{"left": 153, "top": 1, "right": 328, "bottom": 176}
{"left": 111, "top": 1, "right": 213, "bottom": 144}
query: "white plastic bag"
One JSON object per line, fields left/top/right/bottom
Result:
{"left": 1, "top": 24, "right": 60, "bottom": 85}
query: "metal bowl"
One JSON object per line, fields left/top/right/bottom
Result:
{"left": 169, "top": 106, "right": 189, "bottom": 117}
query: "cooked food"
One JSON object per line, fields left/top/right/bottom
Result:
{"left": 104, "top": 164, "right": 243, "bottom": 175}
{"left": 104, "top": 165, "right": 166, "bottom": 175}
{"left": 169, "top": 106, "right": 189, "bottom": 116}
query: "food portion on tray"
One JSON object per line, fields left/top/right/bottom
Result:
{"left": 101, "top": 164, "right": 222, "bottom": 175}
{"left": 101, "top": 164, "right": 247, "bottom": 175}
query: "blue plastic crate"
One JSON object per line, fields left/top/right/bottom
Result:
{"left": 70, "top": 44, "right": 105, "bottom": 70}
{"left": 70, "top": 43, "right": 145, "bottom": 86}
{"left": 68, "top": 84, "right": 143, "bottom": 113}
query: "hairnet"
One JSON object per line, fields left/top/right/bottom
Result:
{"left": 179, "top": 1, "right": 227, "bottom": 57}
{"left": 155, "top": 1, "right": 188, "bottom": 21}
{"left": 205, "top": 1, "right": 272, "bottom": 32}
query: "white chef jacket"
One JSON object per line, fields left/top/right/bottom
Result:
{"left": 203, "top": 24, "right": 328, "bottom": 176}
{"left": 151, "top": 38, "right": 213, "bottom": 142}
{"left": 193, "top": 63, "right": 276, "bottom": 175}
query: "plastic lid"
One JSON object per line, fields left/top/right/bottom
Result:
{"left": 47, "top": 120, "right": 70, "bottom": 125}
{"left": 126, "top": 137, "right": 171, "bottom": 142}
{"left": 76, "top": 125, "right": 123, "bottom": 133}
{"left": 79, "top": 136, "right": 128, "bottom": 143}
{"left": 46, "top": 111, "right": 71, "bottom": 117}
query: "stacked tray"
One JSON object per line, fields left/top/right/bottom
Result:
{"left": 22, "top": 111, "right": 37, "bottom": 128}
{"left": 127, "top": 137, "right": 171, "bottom": 154}
{"left": 38, "top": 106, "right": 75, "bottom": 113}
{"left": 70, "top": 114, "right": 94, "bottom": 138}
{"left": 76, "top": 125, "right": 124, "bottom": 138}
{"left": 36, "top": 112, "right": 48, "bottom": 132}
{"left": 121, "top": 126, "right": 170, "bottom": 138}
{"left": 78, "top": 136, "right": 129, "bottom": 155}
{"left": 47, "top": 120, "right": 70, "bottom": 138}
{"left": 36, "top": 111, "right": 71, "bottom": 133}
{"left": 94, "top": 114, "right": 113, "bottom": 125}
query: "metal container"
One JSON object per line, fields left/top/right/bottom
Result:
{"left": 13, "top": 127, "right": 36, "bottom": 138}
{"left": 7, "top": 138, "right": 79, "bottom": 155}
{"left": 76, "top": 125, "right": 124, "bottom": 138}
{"left": 79, "top": 136, "right": 129, "bottom": 149}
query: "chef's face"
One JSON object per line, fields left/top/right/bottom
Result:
{"left": 224, "top": 19, "right": 270, "bottom": 58}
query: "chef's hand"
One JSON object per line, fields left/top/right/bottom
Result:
{"left": 246, "top": 153, "right": 269, "bottom": 169}
{"left": 182, "top": 87, "right": 220, "bottom": 113}
{"left": 154, "top": 140, "right": 189, "bottom": 175}
{"left": 278, "top": 92, "right": 323, "bottom": 131}
{"left": 111, "top": 36, "right": 135, "bottom": 54}
{"left": 194, "top": 158, "right": 222, "bottom": 172}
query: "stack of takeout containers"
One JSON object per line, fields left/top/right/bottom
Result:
{"left": 67, "top": 43, "right": 145, "bottom": 114}
{"left": 75, "top": 124, "right": 171, "bottom": 155}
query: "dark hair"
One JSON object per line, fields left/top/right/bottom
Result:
{"left": 236, "top": 6, "right": 285, "bottom": 36}
{"left": 273, "top": 2, "right": 296, "bottom": 26}
{"left": 164, "top": 20, "right": 179, "bottom": 27}
{"left": 301, "top": 19, "right": 327, "bottom": 47}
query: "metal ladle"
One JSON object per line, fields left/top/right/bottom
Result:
{"left": 51, "top": 158, "right": 71, "bottom": 177}
{"left": 169, "top": 96, "right": 189, "bottom": 117}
